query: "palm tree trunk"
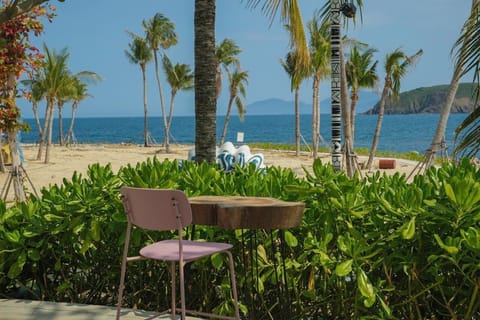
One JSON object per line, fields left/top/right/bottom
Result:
{"left": 312, "top": 76, "right": 319, "bottom": 158}
{"left": 153, "top": 51, "right": 168, "bottom": 149}
{"left": 341, "top": 44, "right": 355, "bottom": 177}
{"left": 220, "top": 95, "right": 235, "bottom": 145}
{"left": 142, "top": 67, "right": 149, "bottom": 147}
{"left": 350, "top": 93, "right": 359, "bottom": 148}
{"left": 165, "top": 91, "right": 177, "bottom": 153}
{"left": 32, "top": 102, "right": 42, "bottom": 137}
{"left": 58, "top": 102, "right": 64, "bottom": 146}
{"left": 44, "top": 101, "right": 55, "bottom": 164}
{"left": 194, "top": 0, "right": 217, "bottom": 163}
{"left": 36, "top": 102, "right": 50, "bottom": 160}
{"left": 66, "top": 103, "right": 78, "bottom": 144}
{"left": 295, "top": 87, "right": 300, "bottom": 156}
{"left": 366, "top": 85, "right": 389, "bottom": 170}
{"left": 426, "top": 70, "right": 462, "bottom": 167}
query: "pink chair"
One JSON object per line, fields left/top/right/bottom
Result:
{"left": 116, "top": 187, "right": 240, "bottom": 320}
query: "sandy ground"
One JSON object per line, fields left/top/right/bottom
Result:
{"left": 0, "top": 143, "right": 420, "bottom": 200}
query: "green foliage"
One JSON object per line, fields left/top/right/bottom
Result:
{"left": 0, "top": 157, "right": 479, "bottom": 319}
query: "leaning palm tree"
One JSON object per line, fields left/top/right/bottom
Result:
{"left": 143, "top": 13, "right": 178, "bottom": 150}
{"left": 307, "top": 13, "right": 330, "bottom": 159}
{"left": 162, "top": 55, "right": 194, "bottom": 153}
{"left": 220, "top": 68, "right": 249, "bottom": 145}
{"left": 125, "top": 35, "right": 153, "bottom": 147}
{"left": 447, "top": 0, "right": 480, "bottom": 159}
{"left": 280, "top": 50, "right": 308, "bottom": 156}
{"left": 65, "top": 78, "right": 94, "bottom": 145}
{"left": 215, "top": 38, "right": 241, "bottom": 98}
{"left": 366, "top": 48, "right": 423, "bottom": 170}
{"left": 194, "top": 0, "right": 217, "bottom": 163}
{"left": 346, "top": 46, "right": 379, "bottom": 147}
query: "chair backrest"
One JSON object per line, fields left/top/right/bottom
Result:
{"left": 120, "top": 187, "right": 192, "bottom": 231}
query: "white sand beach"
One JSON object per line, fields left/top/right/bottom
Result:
{"left": 0, "top": 144, "right": 419, "bottom": 198}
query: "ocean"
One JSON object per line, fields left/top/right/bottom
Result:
{"left": 20, "top": 114, "right": 468, "bottom": 154}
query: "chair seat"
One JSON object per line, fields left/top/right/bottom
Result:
{"left": 140, "top": 240, "right": 233, "bottom": 262}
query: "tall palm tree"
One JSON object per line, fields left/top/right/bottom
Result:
{"left": 194, "top": 0, "right": 217, "bottom": 163}
{"left": 215, "top": 38, "right": 241, "bottom": 98}
{"left": 220, "top": 68, "right": 248, "bottom": 145}
{"left": 280, "top": 50, "right": 308, "bottom": 156}
{"left": 307, "top": 13, "right": 330, "bottom": 158}
{"left": 162, "top": 55, "right": 194, "bottom": 153}
{"left": 366, "top": 48, "right": 423, "bottom": 170}
{"left": 125, "top": 35, "right": 153, "bottom": 147}
{"left": 143, "top": 13, "right": 178, "bottom": 150}
{"left": 346, "top": 46, "right": 379, "bottom": 147}
{"left": 448, "top": 0, "right": 480, "bottom": 159}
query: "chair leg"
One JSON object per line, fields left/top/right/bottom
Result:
{"left": 179, "top": 261, "right": 187, "bottom": 320}
{"left": 226, "top": 251, "right": 241, "bottom": 320}
{"left": 170, "top": 261, "right": 176, "bottom": 320}
{"left": 116, "top": 224, "right": 132, "bottom": 320}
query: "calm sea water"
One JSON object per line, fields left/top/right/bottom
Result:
{"left": 20, "top": 114, "right": 468, "bottom": 154}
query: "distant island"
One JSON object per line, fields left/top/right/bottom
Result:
{"left": 244, "top": 83, "right": 476, "bottom": 116}
{"left": 364, "top": 83, "right": 476, "bottom": 114}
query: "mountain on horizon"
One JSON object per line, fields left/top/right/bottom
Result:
{"left": 245, "top": 91, "right": 380, "bottom": 115}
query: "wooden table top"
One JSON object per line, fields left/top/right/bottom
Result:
{"left": 189, "top": 195, "right": 305, "bottom": 230}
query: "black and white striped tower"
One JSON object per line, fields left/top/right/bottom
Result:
{"left": 330, "top": 0, "right": 342, "bottom": 171}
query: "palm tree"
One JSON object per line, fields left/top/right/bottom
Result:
{"left": 366, "top": 48, "right": 423, "bottom": 170}
{"left": 245, "top": 0, "right": 309, "bottom": 69}
{"left": 307, "top": 13, "right": 330, "bottom": 158}
{"left": 346, "top": 46, "right": 379, "bottom": 147}
{"left": 280, "top": 50, "right": 308, "bottom": 156}
{"left": 215, "top": 38, "right": 241, "bottom": 98}
{"left": 125, "top": 35, "right": 153, "bottom": 147}
{"left": 143, "top": 13, "right": 178, "bottom": 150}
{"left": 445, "top": 0, "right": 480, "bottom": 159}
{"left": 220, "top": 68, "right": 249, "bottom": 145}
{"left": 162, "top": 55, "right": 194, "bottom": 153}
{"left": 65, "top": 79, "right": 89, "bottom": 145}
{"left": 56, "top": 75, "right": 76, "bottom": 146}
{"left": 34, "top": 45, "right": 71, "bottom": 163}
{"left": 194, "top": 0, "right": 217, "bottom": 163}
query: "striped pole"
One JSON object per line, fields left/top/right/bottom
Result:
{"left": 330, "top": 0, "right": 342, "bottom": 171}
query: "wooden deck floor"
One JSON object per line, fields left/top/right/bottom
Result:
{"left": 0, "top": 299, "right": 203, "bottom": 320}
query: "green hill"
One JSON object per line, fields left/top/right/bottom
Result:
{"left": 364, "top": 83, "right": 477, "bottom": 114}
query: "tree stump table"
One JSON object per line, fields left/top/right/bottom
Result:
{"left": 189, "top": 195, "right": 305, "bottom": 230}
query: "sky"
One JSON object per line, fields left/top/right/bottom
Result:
{"left": 17, "top": 0, "right": 473, "bottom": 118}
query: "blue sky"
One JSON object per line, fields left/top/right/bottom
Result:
{"left": 18, "top": 0, "right": 472, "bottom": 118}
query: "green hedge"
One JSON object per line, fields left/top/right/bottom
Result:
{"left": 0, "top": 157, "right": 478, "bottom": 319}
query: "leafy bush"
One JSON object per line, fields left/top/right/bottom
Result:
{"left": 0, "top": 157, "right": 478, "bottom": 319}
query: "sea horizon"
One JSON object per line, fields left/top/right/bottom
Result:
{"left": 20, "top": 113, "right": 469, "bottom": 155}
